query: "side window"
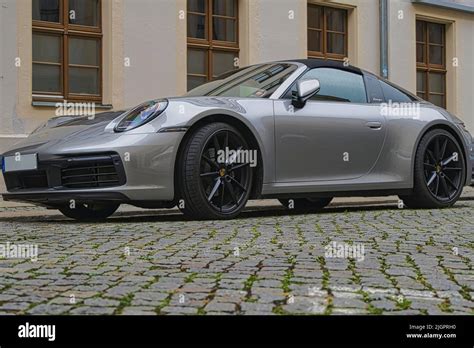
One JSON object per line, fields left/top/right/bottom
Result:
{"left": 285, "top": 68, "right": 367, "bottom": 103}
{"left": 380, "top": 80, "right": 417, "bottom": 103}
{"left": 365, "top": 75, "right": 384, "bottom": 103}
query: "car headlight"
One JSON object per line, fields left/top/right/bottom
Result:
{"left": 114, "top": 99, "right": 168, "bottom": 132}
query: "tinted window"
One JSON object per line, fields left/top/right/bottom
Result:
{"left": 380, "top": 80, "right": 417, "bottom": 103}
{"left": 286, "top": 68, "right": 367, "bottom": 103}
{"left": 186, "top": 63, "right": 297, "bottom": 98}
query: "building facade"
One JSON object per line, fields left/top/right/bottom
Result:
{"left": 0, "top": 0, "right": 473, "bottom": 153}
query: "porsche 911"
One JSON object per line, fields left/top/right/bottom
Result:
{"left": 1, "top": 59, "right": 473, "bottom": 220}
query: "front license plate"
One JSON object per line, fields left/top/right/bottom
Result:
{"left": 2, "top": 154, "right": 38, "bottom": 173}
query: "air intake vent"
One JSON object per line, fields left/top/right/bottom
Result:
{"left": 4, "top": 171, "right": 49, "bottom": 190}
{"left": 60, "top": 155, "right": 125, "bottom": 189}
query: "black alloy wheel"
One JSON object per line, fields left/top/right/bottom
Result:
{"left": 178, "top": 123, "right": 254, "bottom": 219}
{"left": 200, "top": 129, "right": 252, "bottom": 214}
{"left": 423, "top": 134, "right": 464, "bottom": 201}
{"left": 400, "top": 129, "right": 466, "bottom": 209}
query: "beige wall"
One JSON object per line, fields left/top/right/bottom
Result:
{"left": 123, "top": 0, "right": 186, "bottom": 105}
{"left": 102, "top": 0, "right": 125, "bottom": 109}
{"left": 0, "top": 0, "right": 20, "bottom": 136}
{"left": 389, "top": 0, "right": 474, "bottom": 132}
{"left": 244, "top": 0, "right": 307, "bottom": 64}
{"left": 1, "top": 0, "right": 473, "bottom": 147}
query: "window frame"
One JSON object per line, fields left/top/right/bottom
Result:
{"left": 187, "top": 0, "right": 239, "bottom": 89}
{"left": 32, "top": 0, "right": 103, "bottom": 103}
{"left": 204, "top": 63, "right": 298, "bottom": 98}
{"left": 307, "top": 4, "right": 348, "bottom": 61}
{"left": 416, "top": 19, "right": 446, "bottom": 108}
{"left": 282, "top": 67, "right": 368, "bottom": 104}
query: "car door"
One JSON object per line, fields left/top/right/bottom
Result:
{"left": 274, "top": 67, "right": 387, "bottom": 182}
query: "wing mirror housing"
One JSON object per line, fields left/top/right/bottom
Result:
{"left": 292, "top": 79, "right": 320, "bottom": 109}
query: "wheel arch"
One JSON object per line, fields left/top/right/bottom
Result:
{"left": 173, "top": 113, "right": 265, "bottom": 201}
{"left": 411, "top": 121, "right": 471, "bottom": 186}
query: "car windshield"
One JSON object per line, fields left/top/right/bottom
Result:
{"left": 185, "top": 63, "right": 298, "bottom": 98}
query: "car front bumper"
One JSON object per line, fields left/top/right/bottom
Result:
{"left": 1, "top": 131, "right": 185, "bottom": 206}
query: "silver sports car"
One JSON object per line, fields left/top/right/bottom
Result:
{"left": 1, "top": 59, "right": 473, "bottom": 220}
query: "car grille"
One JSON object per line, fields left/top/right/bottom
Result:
{"left": 61, "top": 160, "right": 120, "bottom": 188}
{"left": 4, "top": 171, "right": 49, "bottom": 190}
{"left": 60, "top": 155, "right": 125, "bottom": 189}
{"left": 3, "top": 153, "right": 126, "bottom": 191}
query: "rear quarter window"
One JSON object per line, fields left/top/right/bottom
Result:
{"left": 364, "top": 74, "right": 384, "bottom": 103}
{"left": 380, "top": 80, "right": 417, "bottom": 103}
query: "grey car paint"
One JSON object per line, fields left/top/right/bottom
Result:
{"left": 1, "top": 60, "right": 472, "bottom": 206}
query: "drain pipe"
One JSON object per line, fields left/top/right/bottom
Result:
{"left": 380, "top": 0, "right": 389, "bottom": 79}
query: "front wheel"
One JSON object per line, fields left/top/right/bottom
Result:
{"left": 178, "top": 123, "right": 254, "bottom": 220}
{"left": 279, "top": 197, "right": 333, "bottom": 211}
{"left": 59, "top": 203, "right": 119, "bottom": 221}
{"left": 400, "top": 129, "right": 466, "bottom": 209}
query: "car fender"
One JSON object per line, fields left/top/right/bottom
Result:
{"left": 186, "top": 108, "right": 270, "bottom": 182}
{"left": 411, "top": 119, "right": 472, "bottom": 186}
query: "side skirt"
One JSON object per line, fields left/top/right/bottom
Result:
{"left": 262, "top": 188, "right": 413, "bottom": 200}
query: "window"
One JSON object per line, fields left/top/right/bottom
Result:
{"left": 285, "top": 68, "right": 367, "bottom": 103}
{"left": 364, "top": 74, "right": 384, "bottom": 103}
{"left": 187, "top": 0, "right": 239, "bottom": 91}
{"left": 307, "top": 4, "right": 347, "bottom": 60}
{"left": 380, "top": 80, "right": 417, "bottom": 103}
{"left": 186, "top": 64, "right": 297, "bottom": 97}
{"left": 416, "top": 20, "right": 446, "bottom": 108}
{"left": 32, "top": 0, "right": 102, "bottom": 102}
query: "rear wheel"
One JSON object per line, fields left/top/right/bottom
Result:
{"left": 178, "top": 123, "right": 254, "bottom": 220}
{"left": 279, "top": 197, "right": 333, "bottom": 211}
{"left": 400, "top": 129, "right": 466, "bottom": 209}
{"left": 59, "top": 203, "right": 119, "bottom": 221}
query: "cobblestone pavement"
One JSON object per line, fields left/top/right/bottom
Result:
{"left": 0, "top": 199, "right": 472, "bottom": 315}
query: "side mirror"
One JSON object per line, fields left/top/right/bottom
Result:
{"left": 292, "top": 79, "right": 320, "bottom": 109}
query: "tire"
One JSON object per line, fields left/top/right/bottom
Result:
{"left": 178, "top": 122, "right": 254, "bottom": 220}
{"left": 400, "top": 129, "right": 466, "bottom": 209}
{"left": 279, "top": 197, "right": 333, "bottom": 211}
{"left": 59, "top": 203, "right": 119, "bottom": 221}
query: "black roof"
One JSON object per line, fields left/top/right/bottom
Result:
{"left": 287, "top": 58, "right": 363, "bottom": 75}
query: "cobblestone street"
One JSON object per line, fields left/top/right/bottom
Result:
{"left": 0, "top": 198, "right": 472, "bottom": 315}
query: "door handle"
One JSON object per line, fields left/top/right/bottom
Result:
{"left": 366, "top": 121, "right": 382, "bottom": 130}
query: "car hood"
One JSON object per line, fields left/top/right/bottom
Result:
{"left": 37, "top": 110, "right": 125, "bottom": 131}
{"left": 2, "top": 110, "right": 125, "bottom": 156}
{"left": 2, "top": 96, "right": 258, "bottom": 157}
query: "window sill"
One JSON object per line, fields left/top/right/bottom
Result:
{"left": 32, "top": 101, "right": 113, "bottom": 109}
